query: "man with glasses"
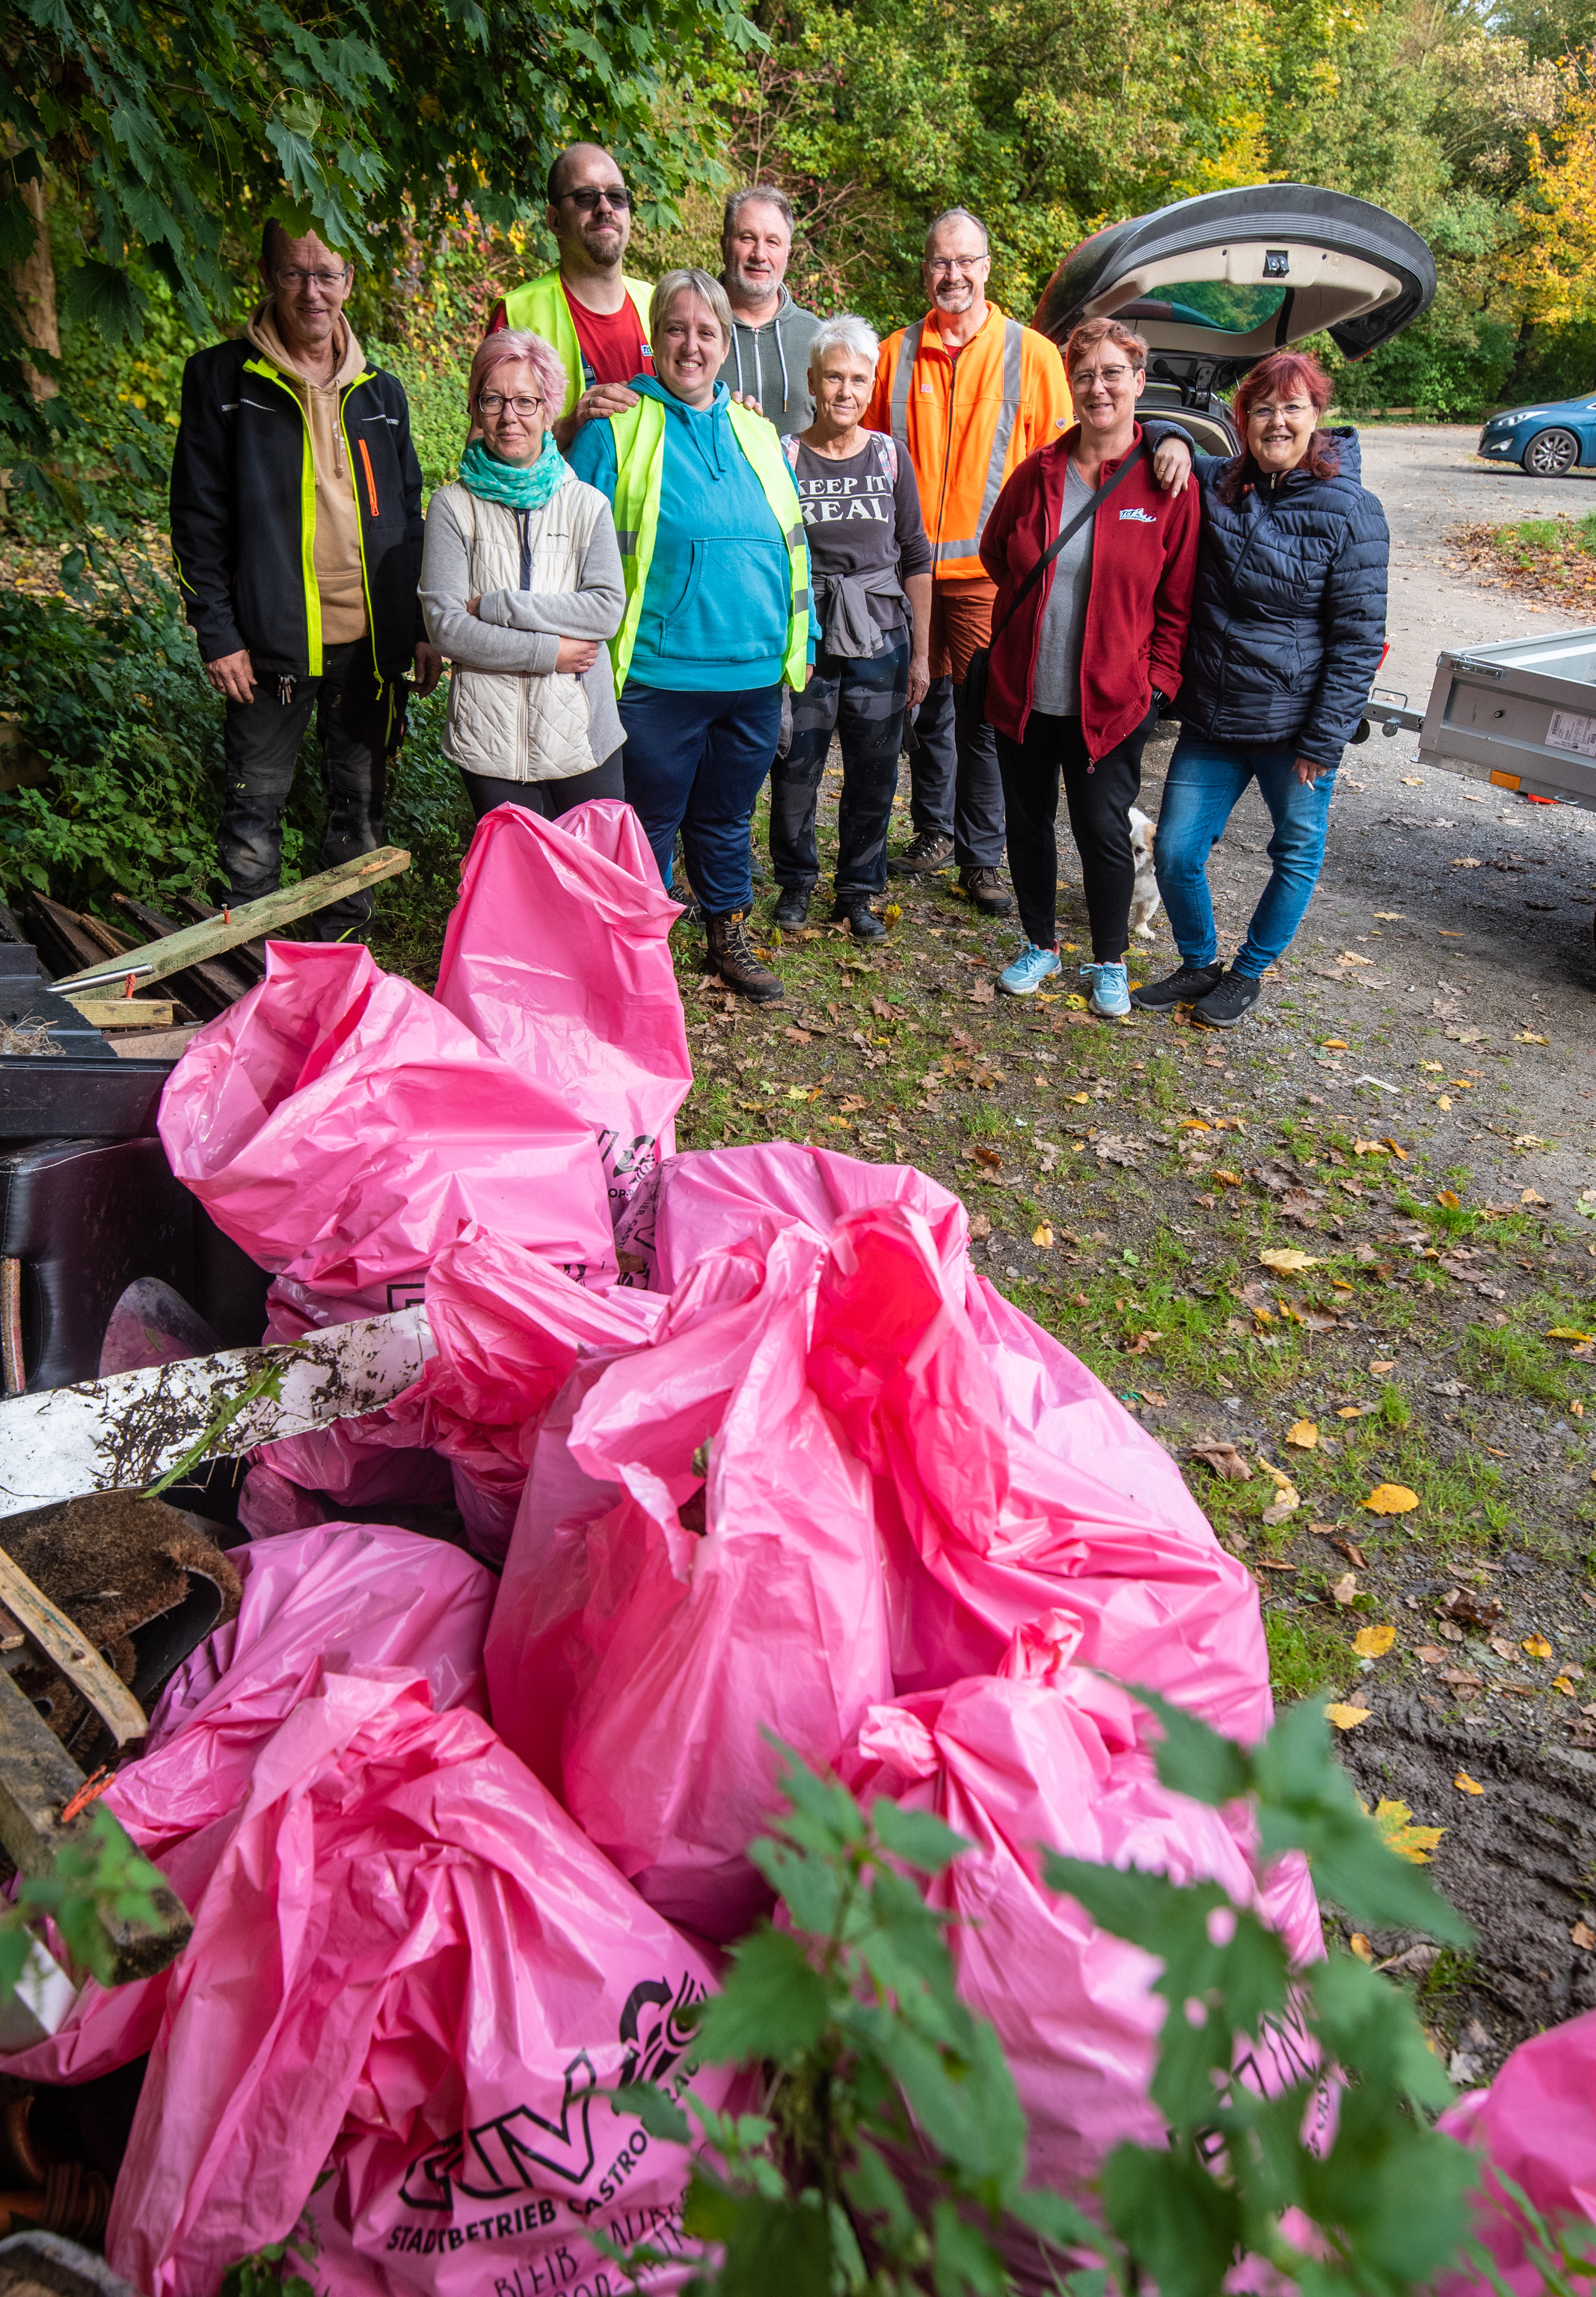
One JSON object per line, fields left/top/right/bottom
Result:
{"left": 489, "top": 144, "right": 654, "bottom": 448}
{"left": 170, "top": 222, "right": 439, "bottom": 939}
{"left": 863, "top": 207, "right": 1071, "bottom": 916}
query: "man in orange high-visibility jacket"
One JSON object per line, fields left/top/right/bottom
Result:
{"left": 864, "top": 208, "right": 1071, "bottom": 913}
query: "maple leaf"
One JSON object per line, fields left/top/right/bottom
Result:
{"left": 1370, "top": 1797, "right": 1445, "bottom": 1864}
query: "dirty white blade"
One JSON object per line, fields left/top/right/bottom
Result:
{"left": 0, "top": 1308, "right": 434, "bottom": 1518}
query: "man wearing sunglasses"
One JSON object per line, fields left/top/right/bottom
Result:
{"left": 489, "top": 144, "right": 654, "bottom": 450}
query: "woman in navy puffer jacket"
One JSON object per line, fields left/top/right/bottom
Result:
{"left": 1131, "top": 349, "right": 1389, "bottom": 1029}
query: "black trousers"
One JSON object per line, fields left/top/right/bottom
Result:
{"left": 993, "top": 703, "right": 1157, "bottom": 959}
{"left": 769, "top": 637, "right": 909, "bottom": 898}
{"left": 458, "top": 749, "right": 625, "bottom": 825}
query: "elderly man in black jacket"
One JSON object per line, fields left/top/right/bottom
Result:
{"left": 170, "top": 222, "right": 441, "bottom": 936}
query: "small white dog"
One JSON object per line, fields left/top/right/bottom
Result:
{"left": 1127, "top": 806, "right": 1162, "bottom": 940}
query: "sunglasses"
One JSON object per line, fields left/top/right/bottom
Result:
{"left": 557, "top": 185, "right": 632, "bottom": 212}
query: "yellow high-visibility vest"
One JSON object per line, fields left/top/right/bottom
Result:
{"left": 606, "top": 394, "right": 811, "bottom": 695}
{"left": 500, "top": 272, "right": 654, "bottom": 418}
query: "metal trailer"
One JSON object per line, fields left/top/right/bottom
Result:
{"left": 1365, "top": 626, "right": 1596, "bottom": 945}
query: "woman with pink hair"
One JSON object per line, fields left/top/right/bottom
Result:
{"left": 420, "top": 327, "right": 626, "bottom": 820}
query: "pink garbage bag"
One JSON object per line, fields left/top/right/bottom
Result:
{"left": 158, "top": 939, "right": 616, "bottom": 1319}
{"left": 843, "top": 1619, "right": 1322, "bottom": 2200}
{"left": 486, "top": 1219, "right": 894, "bottom": 1941}
{"left": 5, "top": 1526, "right": 723, "bottom": 2297}
{"left": 1437, "top": 2010, "right": 1596, "bottom": 2295}
{"left": 435, "top": 801, "right": 691, "bottom": 1220}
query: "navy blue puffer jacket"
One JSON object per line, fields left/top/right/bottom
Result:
{"left": 1147, "top": 426, "right": 1389, "bottom": 769}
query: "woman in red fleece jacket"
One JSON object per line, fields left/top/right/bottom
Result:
{"left": 979, "top": 318, "right": 1200, "bottom": 1013}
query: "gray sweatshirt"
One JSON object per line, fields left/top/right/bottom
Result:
{"left": 716, "top": 286, "right": 822, "bottom": 435}
{"left": 420, "top": 483, "right": 625, "bottom": 771}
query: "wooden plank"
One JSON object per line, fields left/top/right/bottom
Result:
{"left": 0, "top": 1668, "right": 191, "bottom": 1981}
{"left": 170, "top": 892, "right": 267, "bottom": 980}
{"left": 55, "top": 848, "right": 412, "bottom": 993}
{"left": 111, "top": 892, "right": 258, "bottom": 1010}
{"left": 64, "top": 999, "right": 177, "bottom": 1030}
{"left": 0, "top": 1548, "right": 147, "bottom": 1747}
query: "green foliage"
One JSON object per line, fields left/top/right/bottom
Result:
{"left": 603, "top": 1703, "right": 1492, "bottom": 2297}
{"left": 218, "top": 2218, "right": 317, "bottom": 2297}
{"left": 0, "top": 1805, "right": 168, "bottom": 1995}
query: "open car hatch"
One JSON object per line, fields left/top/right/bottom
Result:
{"left": 1034, "top": 185, "right": 1435, "bottom": 411}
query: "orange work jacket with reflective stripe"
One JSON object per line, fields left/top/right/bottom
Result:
{"left": 862, "top": 303, "right": 1072, "bottom": 581}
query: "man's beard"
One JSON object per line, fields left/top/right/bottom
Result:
{"left": 726, "top": 254, "right": 779, "bottom": 301}
{"left": 933, "top": 281, "right": 975, "bottom": 311}
{"left": 580, "top": 222, "right": 624, "bottom": 265}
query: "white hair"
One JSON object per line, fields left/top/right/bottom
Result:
{"left": 808, "top": 313, "right": 880, "bottom": 381}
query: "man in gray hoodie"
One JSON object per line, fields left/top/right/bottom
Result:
{"left": 716, "top": 186, "right": 821, "bottom": 437}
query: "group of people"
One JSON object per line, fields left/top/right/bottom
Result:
{"left": 169, "top": 144, "right": 1390, "bottom": 1022}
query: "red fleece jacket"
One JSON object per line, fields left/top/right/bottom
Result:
{"left": 978, "top": 424, "right": 1200, "bottom": 757}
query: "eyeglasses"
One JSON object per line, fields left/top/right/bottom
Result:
{"left": 1072, "top": 365, "right": 1135, "bottom": 387}
{"left": 478, "top": 391, "right": 544, "bottom": 417}
{"left": 557, "top": 185, "right": 632, "bottom": 212}
{"left": 926, "top": 255, "right": 986, "bottom": 275}
{"left": 1250, "top": 400, "right": 1314, "bottom": 419}
{"left": 274, "top": 266, "right": 351, "bottom": 290}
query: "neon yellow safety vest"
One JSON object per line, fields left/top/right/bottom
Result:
{"left": 500, "top": 271, "right": 654, "bottom": 419}
{"left": 605, "top": 395, "right": 811, "bottom": 696}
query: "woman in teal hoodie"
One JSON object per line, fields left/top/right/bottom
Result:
{"left": 567, "top": 268, "right": 815, "bottom": 1002}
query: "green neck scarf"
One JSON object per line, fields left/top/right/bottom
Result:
{"left": 460, "top": 430, "right": 568, "bottom": 511}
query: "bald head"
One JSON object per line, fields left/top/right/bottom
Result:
{"left": 544, "top": 143, "right": 633, "bottom": 281}
{"left": 547, "top": 143, "right": 619, "bottom": 203}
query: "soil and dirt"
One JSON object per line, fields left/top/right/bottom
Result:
{"left": 653, "top": 420, "right": 1596, "bottom": 2081}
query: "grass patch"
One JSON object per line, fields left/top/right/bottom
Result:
{"left": 1265, "top": 1611, "right": 1348, "bottom": 1702}
{"left": 1460, "top": 1321, "right": 1577, "bottom": 1405}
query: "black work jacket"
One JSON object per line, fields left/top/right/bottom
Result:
{"left": 170, "top": 338, "right": 425, "bottom": 681}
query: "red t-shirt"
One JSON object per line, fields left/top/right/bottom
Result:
{"left": 486, "top": 291, "right": 653, "bottom": 390}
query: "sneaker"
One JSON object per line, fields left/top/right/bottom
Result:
{"left": 706, "top": 910, "right": 785, "bottom": 1003}
{"left": 1080, "top": 960, "right": 1131, "bottom": 1018}
{"left": 960, "top": 865, "right": 1014, "bottom": 916}
{"left": 773, "top": 883, "right": 811, "bottom": 929}
{"left": 832, "top": 896, "right": 886, "bottom": 942}
{"left": 1129, "top": 960, "right": 1224, "bottom": 1012}
{"left": 998, "top": 942, "right": 1061, "bottom": 996}
{"left": 1192, "top": 969, "right": 1262, "bottom": 1028}
{"left": 886, "top": 829, "right": 954, "bottom": 877}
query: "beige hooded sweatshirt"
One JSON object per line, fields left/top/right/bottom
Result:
{"left": 245, "top": 303, "right": 370, "bottom": 647}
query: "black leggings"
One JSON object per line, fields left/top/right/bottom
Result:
{"left": 994, "top": 705, "right": 1155, "bottom": 958}
{"left": 458, "top": 748, "right": 625, "bottom": 825}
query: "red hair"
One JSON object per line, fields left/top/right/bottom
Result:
{"left": 1216, "top": 350, "right": 1340, "bottom": 503}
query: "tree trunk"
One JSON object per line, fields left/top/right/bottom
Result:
{"left": 7, "top": 158, "right": 58, "bottom": 401}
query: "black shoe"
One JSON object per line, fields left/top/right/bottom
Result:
{"left": 774, "top": 883, "right": 811, "bottom": 929}
{"left": 886, "top": 829, "right": 954, "bottom": 877}
{"left": 705, "top": 910, "right": 785, "bottom": 1002}
{"left": 750, "top": 850, "right": 767, "bottom": 886}
{"left": 1192, "top": 969, "right": 1262, "bottom": 1028}
{"left": 832, "top": 897, "right": 886, "bottom": 941}
{"left": 960, "top": 865, "right": 1013, "bottom": 917}
{"left": 1129, "top": 960, "right": 1224, "bottom": 1012}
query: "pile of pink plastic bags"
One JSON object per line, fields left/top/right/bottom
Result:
{"left": 6, "top": 800, "right": 1368, "bottom": 2296}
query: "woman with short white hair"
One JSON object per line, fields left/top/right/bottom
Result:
{"left": 568, "top": 266, "right": 816, "bottom": 1001}
{"left": 768, "top": 313, "right": 932, "bottom": 939}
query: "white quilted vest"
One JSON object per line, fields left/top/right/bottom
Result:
{"left": 438, "top": 480, "right": 598, "bottom": 782}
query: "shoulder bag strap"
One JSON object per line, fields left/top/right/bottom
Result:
{"left": 989, "top": 439, "right": 1146, "bottom": 651}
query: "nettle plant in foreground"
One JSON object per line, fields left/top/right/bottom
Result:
{"left": 604, "top": 1693, "right": 1503, "bottom": 2297}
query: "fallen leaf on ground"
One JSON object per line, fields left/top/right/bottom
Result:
{"left": 869, "top": 996, "right": 893, "bottom": 1019}
{"left": 1437, "top": 1189, "right": 1461, "bottom": 1209}
{"left": 1191, "top": 1441, "right": 1252, "bottom": 1482}
{"left": 1574, "top": 1922, "right": 1596, "bottom": 1950}
{"left": 1452, "top": 856, "right": 1482, "bottom": 868}
{"left": 1213, "top": 1170, "right": 1243, "bottom": 1186}
{"left": 1546, "top": 1328, "right": 1595, "bottom": 1344}
{"left": 1124, "top": 1329, "right": 1163, "bottom": 1355}
{"left": 1261, "top": 1492, "right": 1298, "bottom": 1524}
{"left": 969, "top": 1213, "right": 992, "bottom": 1239}
{"left": 1553, "top": 1675, "right": 1578, "bottom": 1696}
{"left": 1032, "top": 1223, "right": 1054, "bottom": 1248}
{"left": 1514, "top": 1030, "right": 1549, "bottom": 1044}
{"left": 1354, "top": 1624, "right": 1396, "bottom": 1657}
{"left": 1336, "top": 1405, "right": 1374, "bottom": 1419}
{"left": 1369, "top": 1358, "right": 1396, "bottom": 1374}
{"left": 1322, "top": 1038, "right": 1349, "bottom": 1050}
{"left": 1372, "top": 1799, "right": 1445, "bottom": 1862}
{"left": 1325, "top": 1703, "right": 1370, "bottom": 1729}
{"left": 1350, "top": 1933, "right": 1374, "bottom": 1962}
{"left": 1416, "top": 1644, "right": 1446, "bottom": 1663}
{"left": 1333, "top": 1539, "right": 1369, "bottom": 1568}
{"left": 1352, "top": 1139, "right": 1388, "bottom": 1156}
{"left": 1440, "top": 1669, "right": 1485, "bottom": 1687}
{"left": 1286, "top": 1419, "right": 1319, "bottom": 1448}
{"left": 968, "top": 980, "right": 995, "bottom": 1004}
{"left": 1523, "top": 1634, "right": 1553, "bottom": 1658}
{"left": 1365, "top": 1483, "right": 1420, "bottom": 1515}
{"left": 1177, "top": 1117, "right": 1212, "bottom": 1131}
{"left": 1331, "top": 1572, "right": 1358, "bottom": 1606}
{"left": 1259, "top": 1248, "right": 1319, "bottom": 1272}
{"left": 1383, "top": 1138, "right": 1408, "bottom": 1159}
{"left": 969, "top": 1146, "right": 1001, "bottom": 1170}
{"left": 1454, "top": 1771, "right": 1485, "bottom": 1794}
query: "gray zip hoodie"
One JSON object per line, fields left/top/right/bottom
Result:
{"left": 716, "top": 284, "right": 822, "bottom": 436}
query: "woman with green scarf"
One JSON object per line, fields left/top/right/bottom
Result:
{"left": 420, "top": 328, "right": 626, "bottom": 821}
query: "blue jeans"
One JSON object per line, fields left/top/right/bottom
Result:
{"left": 1154, "top": 736, "right": 1336, "bottom": 978}
{"left": 619, "top": 681, "right": 783, "bottom": 916}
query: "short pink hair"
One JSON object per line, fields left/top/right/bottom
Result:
{"left": 465, "top": 328, "right": 567, "bottom": 432}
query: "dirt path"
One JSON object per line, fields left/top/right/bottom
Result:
{"left": 664, "top": 420, "right": 1596, "bottom": 2076}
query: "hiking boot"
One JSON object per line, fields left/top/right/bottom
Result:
{"left": 774, "top": 883, "right": 811, "bottom": 930}
{"left": 706, "top": 910, "right": 785, "bottom": 1003}
{"left": 1193, "top": 969, "right": 1262, "bottom": 1029}
{"left": 998, "top": 942, "right": 1062, "bottom": 996}
{"left": 1080, "top": 959, "right": 1131, "bottom": 1018}
{"left": 886, "top": 829, "right": 954, "bottom": 877}
{"left": 832, "top": 896, "right": 886, "bottom": 942}
{"left": 1130, "top": 960, "right": 1224, "bottom": 1011}
{"left": 960, "top": 865, "right": 1013, "bottom": 917}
